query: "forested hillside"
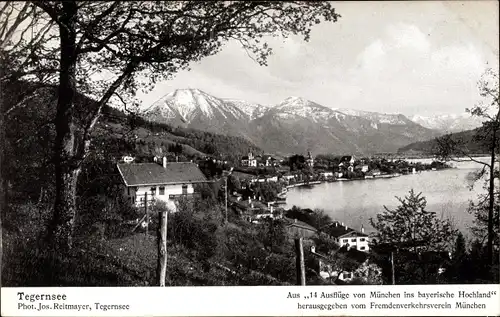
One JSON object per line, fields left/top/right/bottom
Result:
{"left": 2, "top": 81, "right": 261, "bottom": 203}
{"left": 398, "top": 128, "right": 491, "bottom": 155}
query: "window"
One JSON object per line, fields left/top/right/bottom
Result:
{"left": 360, "top": 246, "right": 366, "bottom": 250}
{"left": 127, "top": 187, "right": 130, "bottom": 196}
{"left": 343, "top": 272, "right": 352, "bottom": 279}
{"left": 182, "top": 184, "right": 188, "bottom": 195}
{"left": 151, "top": 187, "right": 156, "bottom": 196}
{"left": 159, "top": 186, "right": 165, "bottom": 195}
{"left": 360, "top": 238, "right": 366, "bottom": 242}
{"left": 343, "top": 239, "right": 348, "bottom": 243}
{"left": 351, "top": 238, "right": 356, "bottom": 242}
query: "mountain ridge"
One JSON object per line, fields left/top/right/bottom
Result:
{"left": 143, "top": 89, "right": 442, "bottom": 155}
{"left": 410, "top": 113, "right": 484, "bottom": 133}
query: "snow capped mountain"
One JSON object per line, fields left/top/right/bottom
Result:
{"left": 338, "top": 109, "right": 410, "bottom": 125}
{"left": 222, "top": 98, "right": 269, "bottom": 120}
{"left": 410, "top": 113, "right": 484, "bottom": 133}
{"left": 145, "top": 88, "right": 264, "bottom": 123}
{"left": 142, "top": 89, "right": 439, "bottom": 155}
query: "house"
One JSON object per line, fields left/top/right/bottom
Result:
{"left": 264, "top": 175, "right": 278, "bottom": 182}
{"left": 241, "top": 152, "right": 257, "bottom": 167}
{"left": 319, "top": 171, "right": 334, "bottom": 179}
{"left": 355, "top": 165, "right": 369, "bottom": 173}
{"left": 284, "top": 218, "right": 318, "bottom": 239}
{"left": 117, "top": 157, "right": 208, "bottom": 211}
{"left": 269, "top": 157, "right": 280, "bottom": 167}
{"left": 339, "top": 155, "right": 355, "bottom": 166}
{"left": 281, "top": 174, "right": 296, "bottom": 182}
{"left": 323, "top": 221, "right": 370, "bottom": 252}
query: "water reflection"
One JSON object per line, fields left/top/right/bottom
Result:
{"left": 285, "top": 158, "right": 491, "bottom": 238}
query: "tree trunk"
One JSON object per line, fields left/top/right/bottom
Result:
{"left": 47, "top": 1, "right": 80, "bottom": 252}
{"left": 157, "top": 210, "right": 168, "bottom": 286}
{"left": 487, "top": 133, "right": 496, "bottom": 266}
{"left": 295, "top": 238, "right": 306, "bottom": 286}
{"left": 0, "top": 107, "right": 5, "bottom": 287}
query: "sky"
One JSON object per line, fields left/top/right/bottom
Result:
{"left": 136, "top": 1, "right": 499, "bottom": 117}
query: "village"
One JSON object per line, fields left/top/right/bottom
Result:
{"left": 115, "top": 151, "right": 450, "bottom": 284}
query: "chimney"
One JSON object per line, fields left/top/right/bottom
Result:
{"left": 335, "top": 222, "right": 338, "bottom": 227}
{"left": 163, "top": 157, "right": 167, "bottom": 168}
{"left": 341, "top": 222, "right": 344, "bottom": 227}
{"left": 345, "top": 225, "right": 348, "bottom": 230}
{"left": 361, "top": 225, "right": 365, "bottom": 234}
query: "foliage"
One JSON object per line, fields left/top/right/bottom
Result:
{"left": 285, "top": 206, "right": 332, "bottom": 230}
{"left": 258, "top": 218, "right": 290, "bottom": 254}
{"left": 288, "top": 154, "right": 306, "bottom": 171}
{"left": 4, "top": 1, "right": 340, "bottom": 251}
{"left": 252, "top": 181, "right": 283, "bottom": 201}
{"left": 350, "top": 262, "right": 383, "bottom": 285}
{"left": 370, "top": 189, "right": 456, "bottom": 252}
{"left": 434, "top": 68, "right": 499, "bottom": 267}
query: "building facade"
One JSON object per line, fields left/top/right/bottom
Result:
{"left": 323, "top": 221, "right": 370, "bottom": 252}
{"left": 117, "top": 157, "right": 208, "bottom": 211}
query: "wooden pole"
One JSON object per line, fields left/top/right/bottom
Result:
{"left": 157, "top": 210, "right": 167, "bottom": 286}
{"left": 295, "top": 238, "right": 306, "bottom": 286}
{"left": 391, "top": 251, "right": 395, "bottom": 285}
{"left": 225, "top": 176, "right": 228, "bottom": 224}
{"left": 144, "top": 192, "right": 148, "bottom": 236}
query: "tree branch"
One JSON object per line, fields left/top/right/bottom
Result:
{"left": 76, "top": 1, "right": 121, "bottom": 51}
{"left": 0, "top": 2, "right": 31, "bottom": 49}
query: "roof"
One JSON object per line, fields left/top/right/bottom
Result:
{"left": 284, "top": 218, "right": 318, "bottom": 232}
{"left": 117, "top": 162, "right": 207, "bottom": 187}
{"left": 340, "top": 156, "right": 353, "bottom": 162}
{"left": 323, "top": 221, "right": 368, "bottom": 238}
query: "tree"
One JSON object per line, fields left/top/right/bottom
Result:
{"left": 445, "top": 231, "right": 470, "bottom": 283}
{"left": 370, "top": 190, "right": 456, "bottom": 284}
{"left": 350, "top": 262, "right": 383, "bottom": 285}
{"left": 9, "top": 2, "right": 340, "bottom": 252}
{"left": 435, "top": 68, "right": 499, "bottom": 266}
{"left": 289, "top": 154, "right": 306, "bottom": 171}
{"left": 453, "top": 231, "right": 467, "bottom": 260}
{"left": 370, "top": 190, "right": 456, "bottom": 251}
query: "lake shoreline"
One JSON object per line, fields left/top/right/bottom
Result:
{"left": 282, "top": 168, "right": 450, "bottom": 196}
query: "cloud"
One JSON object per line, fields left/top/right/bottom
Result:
{"left": 137, "top": 2, "right": 497, "bottom": 116}
{"left": 386, "top": 23, "right": 431, "bottom": 52}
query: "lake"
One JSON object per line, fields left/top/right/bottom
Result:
{"left": 285, "top": 157, "right": 492, "bottom": 238}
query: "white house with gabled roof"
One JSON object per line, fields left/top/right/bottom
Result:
{"left": 116, "top": 157, "right": 208, "bottom": 211}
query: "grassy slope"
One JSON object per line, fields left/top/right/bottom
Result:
{"left": 2, "top": 203, "right": 289, "bottom": 286}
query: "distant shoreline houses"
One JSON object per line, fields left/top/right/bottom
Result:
{"left": 241, "top": 152, "right": 280, "bottom": 168}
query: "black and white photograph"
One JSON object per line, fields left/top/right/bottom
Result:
{"left": 0, "top": 0, "right": 499, "bottom": 311}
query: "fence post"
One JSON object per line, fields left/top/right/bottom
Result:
{"left": 157, "top": 210, "right": 168, "bottom": 286}
{"left": 391, "top": 250, "right": 396, "bottom": 285}
{"left": 295, "top": 238, "right": 306, "bottom": 286}
{"left": 144, "top": 192, "right": 148, "bottom": 235}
